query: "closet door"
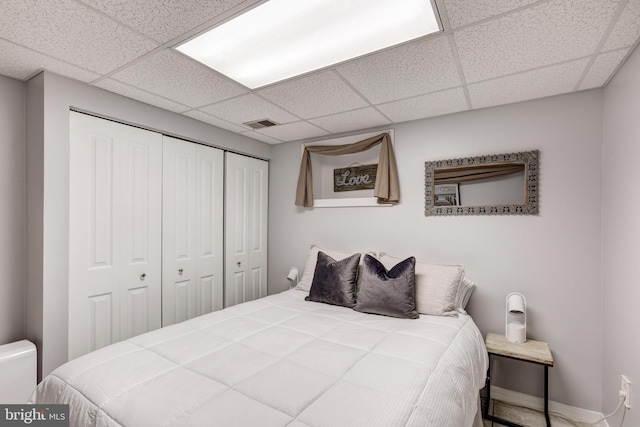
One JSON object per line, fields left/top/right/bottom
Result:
{"left": 195, "top": 144, "right": 225, "bottom": 314}
{"left": 162, "top": 137, "right": 224, "bottom": 326}
{"left": 225, "top": 153, "right": 268, "bottom": 307}
{"left": 69, "top": 112, "right": 162, "bottom": 360}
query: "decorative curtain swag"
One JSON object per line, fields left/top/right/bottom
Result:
{"left": 295, "top": 133, "right": 400, "bottom": 207}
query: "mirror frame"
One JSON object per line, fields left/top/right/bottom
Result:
{"left": 424, "top": 150, "right": 538, "bottom": 216}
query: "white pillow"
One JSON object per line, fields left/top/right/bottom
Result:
{"left": 296, "top": 245, "right": 361, "bottom": 292}
{"left": 455, "top": 276, "right": 476, "bottom": 314}
{"left": 378, "top": 253, "right": 464, "bottom": 316}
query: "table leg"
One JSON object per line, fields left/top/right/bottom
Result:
{"left": 484, "top": 354, "right": 491, "bottom": 418}
{"left": 483, "top": 354, "right": 526, "bottom": 427}
{"left": 544, "top": 366, "right": 550, "bottom": 427}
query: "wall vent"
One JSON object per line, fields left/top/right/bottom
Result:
{"left": 243, "top": 119, "right": 279, "bottom": 130}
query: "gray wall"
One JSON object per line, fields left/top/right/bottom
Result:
{"left": 602, "top": 44, "right": 640, "bottom": 426}
{"left": 268, "top": 90, "right": 604, "bottom": 411}
{"left": 0, "top": 75, "right": 26, "bottom": 344}
{"left": 25, "top": 71, "right": 272, "bottom": 378}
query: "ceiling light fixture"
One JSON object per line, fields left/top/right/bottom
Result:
{"left": 175, "top": 0, "right": 441, "bottom": 89}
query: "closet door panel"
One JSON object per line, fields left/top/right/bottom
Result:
{"left": 199, "top": 275, "right": 214, "bottom": 314}
{"left": 69, "top": 112, "right": 162, "bottom": 360}
{"left": 162, "top": 137, "right": 196, "bottom": 326}
{"left": 89, "top": 136, "right": 115, "bottom": 270}
{"left": 173, "top": 279, "right": 196, "bottom": 324}
{"left": 88, "top": 294, "right": 113, "bottom": 352}
{"left": 126, "top": 287, "right": 149, "bottom": 338}
{"left": 249, "top": 163, "right": 268, "bottom": 299}
{"left": 225, "top": 153, "right": 248, "bottom": 307}
{"left": 196, "top": 145, "right": 224, "bottom": 314}
{"left": 69, "top": 115, "right": 121, "bottom": 360}
{"left": 225, "top": 153, "right": 268, "bottom": 307}
{"left": 162, "top": 137, "right": 223, "bottom": 326}
{"left": 119, "top": 136, "right": 162, "bottom": 341}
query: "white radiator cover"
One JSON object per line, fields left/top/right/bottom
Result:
{"left": 0, "top": 340, "right": 37, "bottom": 403}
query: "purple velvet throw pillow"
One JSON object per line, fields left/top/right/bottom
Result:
{"left": 305, "top": 251, "right": 361, "bottom": 308}
{"left": 354, "top": 254, "right": 418, "bottom": 319}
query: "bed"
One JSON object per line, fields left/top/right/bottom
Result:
{"left": 32, "top": 249, "right": 488, "bottom": 427}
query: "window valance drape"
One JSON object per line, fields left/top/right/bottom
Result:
{"left": 434, "top": 163, "right": 525, "bottom": 185}
{"left": 295, "top": 133, "right": 400, "bottom": 207}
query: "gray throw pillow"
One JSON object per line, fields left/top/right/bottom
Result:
{"left": 305, "top": 251, "right": 361, "bottom": 308}
{"left": 354, "top": 254, "right": 418, "bottom": 319}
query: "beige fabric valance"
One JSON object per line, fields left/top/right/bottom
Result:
{"left": 434, "top": 163, "right": 525, "bottom": 185}
{"left": 295, "top": 133, "right": 400, "bottom": 207}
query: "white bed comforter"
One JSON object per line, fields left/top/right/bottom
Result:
{"left": 33, "top": 289, "right": 488, "bottom": 427}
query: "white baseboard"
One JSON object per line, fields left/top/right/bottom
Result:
{"left": 490, "top": 385, "right": 608, "bottom": 427}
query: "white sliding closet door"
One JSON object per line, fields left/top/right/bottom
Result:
{"left": 69, "top": 112, "right": 162, "bottom": 360}
{"left": 225, "top": 153, "right": 268, "bottom": 307}
{"left": 162, "top": 136, "right": 224, "bottom": 326}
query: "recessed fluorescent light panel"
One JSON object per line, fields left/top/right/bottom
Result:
{"left": 176, "top": 0, "right": 441, "bottom": 89}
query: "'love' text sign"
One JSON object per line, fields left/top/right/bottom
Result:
{"left": 333, "top": 164, "right": 378, "bottom": 192}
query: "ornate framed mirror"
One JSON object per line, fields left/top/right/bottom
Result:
{"left": 424, "top": 150, "right": 538, "bottom": 216}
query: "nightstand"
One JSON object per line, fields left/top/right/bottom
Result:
{"left": 483, "top": 332, "right": 554, "bottom": 427}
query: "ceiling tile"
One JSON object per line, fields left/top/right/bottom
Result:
{"left": 111, "top": 50, "right": 247, "bottom": 107}
{"left": 93, "top": 78, "right": 191, "bottom": 113}
{"left": 0, "top": 39, "right": 99, "bottom": 82}
{"left": 241, "top": 131, "right": 284, "bottom": 145}
{"left": 79, "top": 0, "right": 251, "bottom": 43}
{"left": 254, "top": 121, "right": 329, "bottom": 142}
{"left": 309, "top": 108, "right": 391, "bottom": 134}
{"left": 443, "top": 0, "right": 539, "bottom": 29}
{"left": 200, "top": 94, "right": 299, "bottom": 127}
{"left": 468, "top": 59, "right": 590, "bottom": 109}
{"left": 0, "top": 0, "right": 158, "bottom": 75}
{"left": 580, "top": 49, "right": 630, "bottom": 89}
{"left": 602, "top": 0, "right": 640, "bottom": 51}
{"left": 256, "top": 71, "right": 368, "bottom": 119}
{"left": 336, "top": 36, "right": 461, "bottom": 104}
{"left": 455, "top": 0, "right": 620, "bottom": 83}
{"left": 182, "top": 110, "right": 248, "bottom": 133}
{"left": 376, "top": 87, "right": 469, "bottom": 122}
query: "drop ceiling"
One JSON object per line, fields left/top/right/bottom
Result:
{"left": 1, "top": 0, "right": 639, "bottom": 145}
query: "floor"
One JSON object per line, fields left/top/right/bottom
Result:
{"left": 483, "top": 399, "right": 593, "bottom": 427}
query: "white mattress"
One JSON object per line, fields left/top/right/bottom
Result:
{"left": 33, "top": 289, "right": 488, "bottom": 427}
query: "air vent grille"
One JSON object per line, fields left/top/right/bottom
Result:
{"left": 244, "top": 119, "right": 279, "bottom": 130}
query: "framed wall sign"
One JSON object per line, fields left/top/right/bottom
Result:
{"left": 333, "top": 164, "right": 378, "bottom": 192}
